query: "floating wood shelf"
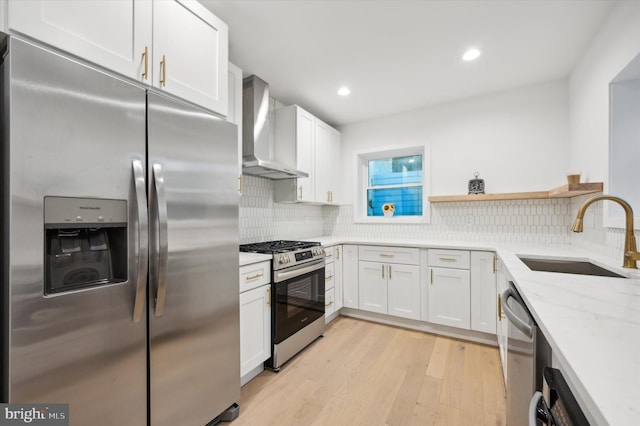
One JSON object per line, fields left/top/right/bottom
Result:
{"left": 428, "top": 182, "right": 603, "bottom": 203}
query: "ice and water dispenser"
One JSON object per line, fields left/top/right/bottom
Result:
{"left": 44, "top": 197, "right": 128, "bottom": 294}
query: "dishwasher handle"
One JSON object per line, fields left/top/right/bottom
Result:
{"left": 502, "top": 287, "right": 534, "bottom": 338}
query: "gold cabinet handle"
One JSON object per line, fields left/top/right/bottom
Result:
{"left": 430, "top": 268, "right": 433, "bottom": 284}
{"left": 389, "top": 265, "right": 392, "bottom": 279}
{"left": 379, "top": 253, "right": 394, "bottom": 258}
{"left": 298, "top": 186, "right": 303, "bottom": 200}
{"left": 493, "top": 255, "right": 498, "bottom": 273}
{"left": 325, "top": 274, "right": 334, "bottom": 280}
{"left": 160, "top": 55, "right": 166, "bottom": 87}
{"left": 325, "top": 300, "right": 334, "bottom": 307}
{"left": 336, "top": 247, "right": 340, "bottom": 261}
{"left": 142, "top": 46, "right": 149, "bottom": 80}
{"left": 326, "top": 253, "right": 333, "bottom": 258}
{"left": 238, "top": 175, "right": 243, "bottom": 194}
{"left": 439, "top": 257, "right": 456, "bottom": 262}
{"left": 497, "top": 294, "right": 502, "bottom": 320}
{"left": 267, "top": 287, "right": 271, "bottom": 306}
{"left": 245, "top": 272, "right": 263, "bottom": 280}
{"left": 381, "top": 264, "right": 384, "bottom": 279}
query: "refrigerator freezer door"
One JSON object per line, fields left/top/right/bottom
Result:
{"left": 147, "top": 92, "right": 240, "bottom": 426}
{"left": 3, "top": 38, "right": 147, "bottom": 424}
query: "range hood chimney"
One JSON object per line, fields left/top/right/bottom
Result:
{"left": 242, "top": 75, "right": 308, "bottom": 179}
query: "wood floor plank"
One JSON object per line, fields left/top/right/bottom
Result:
{"left": 233, "top": 316, "right": 506, "bottom": 426}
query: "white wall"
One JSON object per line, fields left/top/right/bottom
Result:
{"left": 339, "top": 79, "right": 570, "bottom": 203}
{"left": 568, "top": 1, "right": 640, "bottom": 254}
{"left": 569, "top": 0, "right": 640, "bottom": 184}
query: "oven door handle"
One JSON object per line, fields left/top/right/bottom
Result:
{"left": 274, "top": 259, "right": 325, "bottom": 283}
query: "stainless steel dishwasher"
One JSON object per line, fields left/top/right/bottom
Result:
{"left": 502, "top": 281, "right": 551, "bottom": 425}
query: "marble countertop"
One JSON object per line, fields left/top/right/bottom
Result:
{"left": 239, "top": 252, "right": 272, "bottom": 266}
{"left": 301, "top": 236, "right": 640, "bottom": 425}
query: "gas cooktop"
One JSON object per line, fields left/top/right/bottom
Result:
{"left": 239, "top": 240, "right": 320, "bottom": 254}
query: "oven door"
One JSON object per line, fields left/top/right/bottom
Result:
{"left": 273, "top": 258, "right": 325, "bottom": 344}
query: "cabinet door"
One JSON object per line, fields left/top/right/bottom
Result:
{"left": 327, "top": 126, "right": 342, "bottom": 204}
{"left": 358, "top": 261, "right": 387, "bottom": 314}
{"left": 428, "top": 267, "right": 471, "bottom": 329}
{"left": 496, "top": 258, "right": 509, "bottom": 387}
{"left": 387, "top": 264, "right": 421, "bottom": 320}
{"left": 296, "top": 107, "right": 315, "bottom": 202}
{"left": 471, "top": 251, "right": 497, "bottom": 334}
{"left": 314, "top": 119, "right": 332, "bottom": 203}
{"left": 153, "top": 0, "right": 228, "bottom": 115}
{"left": 342, "top": 245, "right": 359, "bottom": 308}
{"left": 8, "top": 0, "right": 152, "bottom": 81}
{"left": 239, "top": 285, "right": 271, "bottom": 377}
{"left": 334, "top": 246, "right": 344, "bottom": 310}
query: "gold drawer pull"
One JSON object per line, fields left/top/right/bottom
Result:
{"left": 430, "top": 268, "right": 434, "bottom": 284}
{"left": 325, "top": 300, "right": 334, "bottom": 307}
{"left": 245, "top": 273, "right": 263, "bottom": 280}
{"left": 439, "top": 257, "right": 457, "bottom": 262}
{"left": 497, "top": 294, "right": 502, "bottom": 320}
{"left": 379, "top": 253, "right": 394, "bottom": 258}
{"left": 325, "top": 275, "right": 334, "bottom": 280}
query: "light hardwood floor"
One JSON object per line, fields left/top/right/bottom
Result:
{"left": 234, "top": 316, "right": 506, "bottom": 426}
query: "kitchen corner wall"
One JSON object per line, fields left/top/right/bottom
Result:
{"left": 239, "top": 175, "right": 325, "bottom": 244}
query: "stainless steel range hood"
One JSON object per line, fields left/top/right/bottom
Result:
{"left": 242, "top": 75, "right": 308, "bottom": 179}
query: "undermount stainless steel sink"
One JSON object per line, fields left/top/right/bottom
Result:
{"left": 518, "top": 256, "right": 627, "bottom": 278}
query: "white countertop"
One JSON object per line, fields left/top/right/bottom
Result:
{"left": 302, "top": 236, "right": 640, "bottom": 425}
{"left": 239, "top": 252, "right": 271, "bottom": 266}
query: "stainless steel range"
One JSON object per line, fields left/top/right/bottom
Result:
{"left": 240, "top": 241, "right": 325, "bottom": 371}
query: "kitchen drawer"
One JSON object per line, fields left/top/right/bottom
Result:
{"left": 428, "top": 249, "right": 470, "bottom": 269}
{"left": 324, "top": 246, "right": 335, "bottom": 264}
{"left": 239, "top": 260, "right": 270, "bottom": 293}
{"left": 325, "top": 261, "right": 335, "bottom": 290}
{"left": 358, "top": 245, "right": 420, "bottom": 265}
{"left": 325, "top": 287, "right": 335, "bottom": 316}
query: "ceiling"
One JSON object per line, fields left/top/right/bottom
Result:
{"left": 202, "top": 0, "right": 616, "bottom": 127}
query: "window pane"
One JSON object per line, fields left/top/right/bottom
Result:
{"left": 368, "top": 155, "right": 422, "bottom": 186}
{"left": 367, "top": 187, "right": 423, "bottom": 216}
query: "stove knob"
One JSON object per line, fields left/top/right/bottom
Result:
{"left": 278, "top": 256, "right": 285, "bottom": 264}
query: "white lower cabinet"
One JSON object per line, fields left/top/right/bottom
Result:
{"left": 239, "top": 283, "right": 270, "bottom": 384}
{"left": 342, "top": 245, "right": 359, "bottom": 308}
{"left": 496, "top": 256, "right": 509, "bottom": 387}
{"left": 470, "top": 251, "right": 497, "bottom": 334}
{"left": 427, "top": 265, "right": 471, "bottom": 329}
{"left": 387, "top": 264, "right": 421, "bottom": 320}
{"left": 358, "top": 246, "right": 421, "bottom": 320}
{"left": 358, "top": 261, "right": 388, "bottom": 314}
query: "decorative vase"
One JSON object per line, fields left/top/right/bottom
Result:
{"left": 382, "top": 203, "right": 395, "bottom": 217}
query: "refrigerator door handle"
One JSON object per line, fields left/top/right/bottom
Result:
{"left": 151, "top": 162, "right": 169, "bottom": 317}
{"left": 132, "top": 160, "right": 148, "bottom": 323}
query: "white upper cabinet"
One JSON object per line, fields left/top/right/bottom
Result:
{"left": 8, "top": 0, "right": 228, "bottom": 115}
{"left": 274, "top": 105, "right": 341, "bottom": 204}
{"left": 153, "top": 0, "right": 228, "bottom": 115}
{"left": 8, "top": 0, "right": 152, "bottom": 81}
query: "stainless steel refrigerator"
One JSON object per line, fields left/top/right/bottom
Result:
{"left": 0, "top": 36, "right": 240, "bottom": 425}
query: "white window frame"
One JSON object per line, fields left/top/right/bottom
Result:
{"left": 354, "top": 144, "right": 430, "bottom": 224}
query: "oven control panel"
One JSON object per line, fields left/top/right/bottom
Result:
{"left": 273, "top": 246, "right": 325, "bottom": 269}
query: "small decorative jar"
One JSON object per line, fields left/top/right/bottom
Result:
{"left": 382, "top": 203, "right": 395, "bottom": 217}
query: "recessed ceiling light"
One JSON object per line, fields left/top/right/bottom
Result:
{"left": 462, "top": 48, "right": 481, "bottom": 61}
{"left": 337, "top": 86, "right": 351, "bottom": 96}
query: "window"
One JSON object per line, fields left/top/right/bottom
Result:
{"left": 356, "top": 145, "right": 429, "bottom": 223}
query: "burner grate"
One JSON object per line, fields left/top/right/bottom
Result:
{"left": 240, "top": 240, "right": 320, "bottom": 254}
